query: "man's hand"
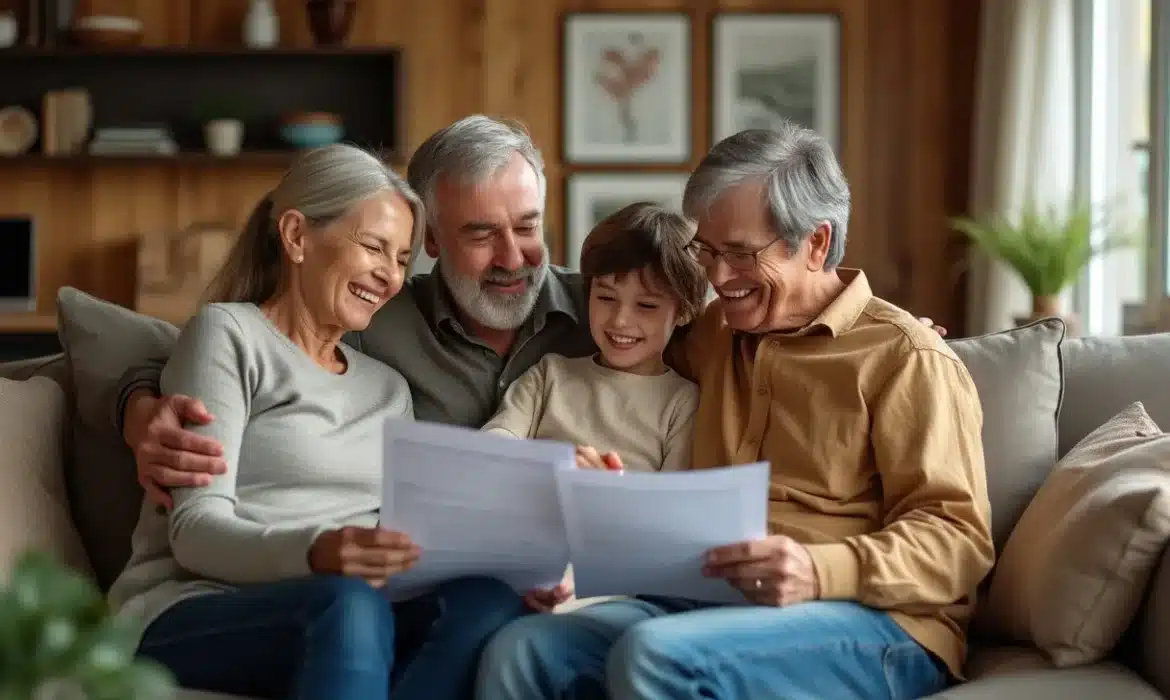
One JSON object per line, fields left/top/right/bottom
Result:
{"left": 575, "top": 445, "right": 623, "bottom": 471}
{"left": 309, "top": 527, "right": 421, "bottom": 589}
{"left": 704, "top": 535, "right": 819, "bottom": 607}
{"left": 918, "top": 317, "right": 948, "bottom": 337}
{"left": 125, "top": 391, "right": 226, "bottom": 510}
{"left": 524, "top": 580, "right": 574, "bottom": 613}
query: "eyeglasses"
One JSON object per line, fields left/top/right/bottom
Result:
{"left": 686, "top": 238, "right": 783, "bottom": 271}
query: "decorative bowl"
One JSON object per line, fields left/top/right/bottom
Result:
{"left": 280, "top": 122, "right": 344, "bottom": 149}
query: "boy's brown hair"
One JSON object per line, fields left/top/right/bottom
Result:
{"left": 579, "top": 202, "right": 708, "bottom": 323}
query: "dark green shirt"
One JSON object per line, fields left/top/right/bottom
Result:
{"left": 116, "top": 265, "right": 597, "bottom": 432}
{"left": 349, "top": 265, "right": 595, "bottom": 427}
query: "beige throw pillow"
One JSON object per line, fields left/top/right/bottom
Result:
{"left": 0, "top": 376, "right": 93, "bottom": 580}
{"left": 983, "top": 401, "right": 1170, "bottom": 667}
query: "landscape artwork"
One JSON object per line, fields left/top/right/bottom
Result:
{"left": 565, "top": 174, "right": 689, "bottom": 270}
{"left": 564, "top": 14, "right": 691, "bottom": 163}
{"left": 712, "top": 14, "right": 841, "bottom": 151}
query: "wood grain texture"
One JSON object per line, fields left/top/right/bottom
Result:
{"left": 0, "top": 0, "right": 979, "bottom": 333}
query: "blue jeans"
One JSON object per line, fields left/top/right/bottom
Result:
{"left": 476, "top": 596, "right": 950, "bottom": 700}
{"left": 137, "top": 574, "right": 528, "bottom": 700}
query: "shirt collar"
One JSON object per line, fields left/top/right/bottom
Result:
{"left": 426, "top": 263, "right": 581, "bottom": 336}
{"left": 783, "top": 268, "right": 873, "bottom": 338}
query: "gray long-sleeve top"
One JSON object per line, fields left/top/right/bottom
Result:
{"left": 107, "top": 302, "right": 413, "bottom": 636}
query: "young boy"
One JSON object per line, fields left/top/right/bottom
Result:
{"left": 481, "top": 201, "right": 708, "bottom": 473}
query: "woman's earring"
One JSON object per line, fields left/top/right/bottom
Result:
{"left": 292, "top": 254, "right": 303, "bottom": 263}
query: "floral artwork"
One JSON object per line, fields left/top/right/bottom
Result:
{"left": 564, "top": 14, "right": 690, "bottom": 163}
{"left": 594, "top": 33, "right": 661, "bottom": 144}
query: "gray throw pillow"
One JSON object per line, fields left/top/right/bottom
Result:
{"left": 947, "top": 317, "right": 1066, "bottom": 552}
{"left": 56, "top": 287, "right": 179, "bottom": 590}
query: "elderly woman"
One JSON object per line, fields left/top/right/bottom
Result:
{"left": 476, "top": 123, "right": 994, "bottom": 700}
{"left": 107, "top": 144, "right": 528, "bottom": 700}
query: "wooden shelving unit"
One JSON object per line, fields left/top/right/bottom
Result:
{"left": 0, "top": 45, "right": 405, "bottom": 350}
{"left": 0, "top": 46, "right": 403, "bottom": 159}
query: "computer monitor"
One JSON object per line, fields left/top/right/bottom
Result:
{"left": 0, "top": 217, "right": 36, "bottom": 312}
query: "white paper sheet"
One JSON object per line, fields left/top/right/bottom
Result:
{"left": 556, "top": 462, "right": 771, "bottom": 604}
{"left": 380, "top": 419, "right": 575, "bottom": 601}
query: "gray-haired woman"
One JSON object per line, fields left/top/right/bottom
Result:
{"left": 107, "top": 144, "right": 528, "bottom": 700}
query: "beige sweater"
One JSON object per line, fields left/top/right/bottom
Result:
{"left": 482, "top": 354, "right": 698, "bottom": 472}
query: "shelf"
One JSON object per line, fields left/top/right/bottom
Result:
{"left": 0, "top": 150, "right": 402, "bottom": 167}
{"left": 0, "top": 46, "right": 398, "bottom": 58}
{"left": 0, "top": 313, "right": 57, "bottom": 333}
{"left": 0, "top": 47, "right": 403, "bottom": 156}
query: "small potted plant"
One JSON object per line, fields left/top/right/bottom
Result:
{"left": 0, "top": 551, "right": 174, "bottom": 700}
{"left": 951, "top": 199, "right": 1138, "bottom": 332}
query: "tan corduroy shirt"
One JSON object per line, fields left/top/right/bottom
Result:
{"left": 672, "top": 269, "right": 994, "bottom": 679}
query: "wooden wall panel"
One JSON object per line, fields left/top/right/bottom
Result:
{"left": 0, "top": 0, "right": 979, "bottom": 334}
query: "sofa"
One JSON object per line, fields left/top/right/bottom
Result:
{"left": 2, "top": 286, "right": 1170, "bottom": 700}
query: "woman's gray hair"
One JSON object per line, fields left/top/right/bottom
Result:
{"left": 682, "top": 122, "right": 851, "bottom": 268}
{"left": 204, "top": 143, "right": 426, "bottom": 305}
{"left": 406, "top": 115, "right": 547, "bottom": 230}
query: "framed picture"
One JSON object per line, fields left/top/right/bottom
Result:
{"left": 712, "top": 13, "right": 841, "bottom": 151}
{"left": 565, "top": 173, "right": 690, "bottom": 270}
{"left": 563, "top": 13, "right": 691, "bottom": 163}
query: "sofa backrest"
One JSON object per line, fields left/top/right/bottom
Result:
{"left": 1059, "top": 333, "right": 1170, "bottom": 456}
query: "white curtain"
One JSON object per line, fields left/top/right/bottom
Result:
{"left": 966, "top": 0, "right": 1077, "bottom": 335}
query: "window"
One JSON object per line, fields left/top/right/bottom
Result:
{"left": 1077, "top": 0, "right": 1152, "bottom": 335}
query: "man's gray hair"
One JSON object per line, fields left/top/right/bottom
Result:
{"left": 407, "top": 115, "right": 547, "bottom": 228}
{"left": 682, "top": 122, "right": 850, "bottom": 268}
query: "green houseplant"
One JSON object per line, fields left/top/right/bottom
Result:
{"left": 0, "top": 551, "right": 174, "bottom": 700}
{"left": 950, "top": 199, "right": 1138, "bottom": 323}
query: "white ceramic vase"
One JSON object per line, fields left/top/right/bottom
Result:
{"left": 0, "top": 12, "right": 18, "bottom": 48}
{"left": 244, "top": 0, "right": 279, "bottom": 48}
{"left": 204, "top": 119, "right": 244, "bottom": 156}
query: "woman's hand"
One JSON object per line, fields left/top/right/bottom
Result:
{"left": 524, "top": 579, "right": 574, "bottom": 613}
{"left": 703, "top": 535, "right": 819, "bottom": 607}
{"left": 575, "top": 445, "right": 624, "bottom": 471}
{"left": 308, "top": 526, "right": 421, "bottom": 588}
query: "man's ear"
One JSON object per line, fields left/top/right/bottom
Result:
{"left": 805, "top": 222, "right": 833, "bottom": 272}
{"left": 277, "top": 210, "right": 309, "bottom": 263}
{"left": 423, "top": 225, "right": 440, "bottom": 258}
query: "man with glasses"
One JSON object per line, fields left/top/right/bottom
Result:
{"left": 476, "top": 123, "right": 992, "bottom": 700}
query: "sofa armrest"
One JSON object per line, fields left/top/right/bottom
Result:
{"left": 1139, "top": 541, "right": 1170, "bottom": 696}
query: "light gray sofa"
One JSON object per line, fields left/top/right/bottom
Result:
{"left": 1, "top": 287, "right": 1169, "bottom": 700}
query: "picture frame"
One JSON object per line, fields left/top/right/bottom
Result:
{"left": 711, "top": 13, "right": 842, "bottom": 152}
{"left": 564, "top": 173, "right": 690, "bottom": 270}
{"left": 563, "top": 13, "right": 691, "bottom": 164}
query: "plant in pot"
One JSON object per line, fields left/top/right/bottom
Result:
{"left": 951, "top": 198, "right": 1138, "bottom": 332}
{"left": 0, "top": 551, "right": 174, "bottom": 700}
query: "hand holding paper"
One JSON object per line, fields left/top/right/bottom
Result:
{"left": 379, "top": 420, "right": 575, "bottom": 601}
{"left": 555, "top": 462, "right": 771, "bottom": 604}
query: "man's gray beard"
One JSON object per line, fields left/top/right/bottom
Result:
{"left": 439, "top": 253, "right": 548, "bottom": 331}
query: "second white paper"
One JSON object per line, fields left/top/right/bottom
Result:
{"left": 380, "top": 419, "right": 576, "bottom": 601}
{"left": 556, "top": 462, "right": 771, "bottom": 604}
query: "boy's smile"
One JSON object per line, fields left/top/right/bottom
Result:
{"left": 588, "top": 270, "right": 682, "bottom": 376}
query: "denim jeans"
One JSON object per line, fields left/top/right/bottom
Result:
{"left": 137, "top": 574, "right": 528, "bottom": 700}
{"left": 476, "top": 596, "right": 950, "bottom": 700}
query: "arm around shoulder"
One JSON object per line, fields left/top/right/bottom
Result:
{"left": 805, "top": 347, "right": 995, "bottom": 609}
{"left": 164, "top": 306, "right": 325, "bottom": 583}
{"left": 114, "top": 356, "right": 169, "bottom": 440}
